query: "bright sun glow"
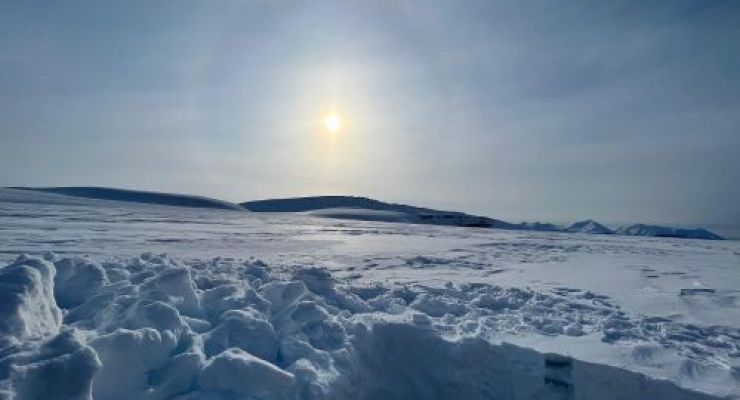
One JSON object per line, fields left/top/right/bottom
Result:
{"left": 324, "top": 114, "right": 341, "bottom": 132}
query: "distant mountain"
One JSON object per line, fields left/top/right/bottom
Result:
{"left": 10, "top": 187, "right": 246, "bottom": 211}
{"left": 241, "top": 196, "right": 724, "bottom": 240}
{"left": 566, "top": 220, "right": 614, "bottom": 235}
{"left": 515, "top": 221, "right": 564, "bottom": 232}
{"left": 616, "top": 224, "right": 723, "bottom": 240}
{"left": 242, "top": 196, "right": 518, "bottom": 229}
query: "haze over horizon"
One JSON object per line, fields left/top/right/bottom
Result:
{"left": 2, "top": 0, "right": 740, "bottom": 227}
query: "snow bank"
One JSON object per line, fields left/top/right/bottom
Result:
{"left": 345, "top": 323, "right": 720, "bottom": 400}
{"left": 0, "top": 254, "right": 734, "bottom": 399}
{"left": 199, "top": 348, "right": 296, "bottom": 399}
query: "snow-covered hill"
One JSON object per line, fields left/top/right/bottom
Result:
{"left": 566, "top": 219, "right": 615, "bottom": 234}
{"left": 616, "top": 224, "right": 723, "bottom": 240}
{"left": 242, "top": 195, "right": 723, "bottom": 240}
{"left": 243, "top": 195, "right": 517, "bottom": 229}
{"left": 4, "top": 189, "right": 723, "bottom": 240}
{"left": 11, "top": 186, "right": 246, "bottom": 211}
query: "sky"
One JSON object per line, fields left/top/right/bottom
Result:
{"left": 1, "top": 0, "right": 739, "bottom": 226}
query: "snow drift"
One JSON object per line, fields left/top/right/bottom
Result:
{"left": 0, "top": 253, "right": 732, "bottom": 399}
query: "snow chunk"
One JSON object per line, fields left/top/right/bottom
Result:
{"left": 201, "top": 282, "right": 269, "bottom": 321}
{"left": 203, "top": 309, "right": 279, "bottom": 362}
{"left": 89, "top": 328, "right": 184, "bottom": 400}
{"left": 0, "top": 329, "right": 100, "bottom": 400}
{"left": 53, "top": 257, "right": 108, "bottom": 308}
{"left": 122, "top": 300, "right": 190, "bottom": 337}
{"left": 0, "top": 255, "right": 62, "bottom": 344}
{"left": 140, "top": 266, "right": 201, "bottom": 317}
{"left": 199, "top": 348, "right": 295, "bottom": 399}
{"left": 262, "top": 281, "right": 308, "bottom": 315}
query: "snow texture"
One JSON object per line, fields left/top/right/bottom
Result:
{"left": 0, "top": 253, "right": 734, "bottom": 399}
{"left": 0, "top": 192, "right": 738, "bottom": 399}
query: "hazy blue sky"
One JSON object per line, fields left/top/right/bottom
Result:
{"left": 2, "top": 0, "right": 739, "bottom": 225}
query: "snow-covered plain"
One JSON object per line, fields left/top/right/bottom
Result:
{"left": 1, "top": 189, "right": 739, "bottom": 399}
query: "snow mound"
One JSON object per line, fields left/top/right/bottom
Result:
{"left": 0, "top": 254, "right": 734, "bottom": 399}
{"left": 0, "top": 329, "right": 100, "bottom": 400}
{"left": 0, "top": 255, "right": 62, "bottom": 345}
{"left": 9, "top": 187, "right": 246, "bottom": 211}
{"left": 617, "top": 224, "right": 723, "bottom": 240}
{"left": 199, "top": 348, "right": 296, "bottom": 399}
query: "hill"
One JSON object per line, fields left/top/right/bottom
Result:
{"left": 566, "top": 220, "right": 615, "bottom": 234}
{"left": 9, "top": 187, "right": 245, "bottom": 211}
{"left": 242, "top": 196, "right": 517, "bottom": 229}
{"left": 616, "top": 224, "right": 723, "bottom": 240}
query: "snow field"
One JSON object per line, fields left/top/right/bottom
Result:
{"left": 0, "top": 253, "right": 731, "bottom": 399}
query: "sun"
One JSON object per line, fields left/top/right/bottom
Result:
{"left": 324, "top": 113, "right": 341, "bottom": 132}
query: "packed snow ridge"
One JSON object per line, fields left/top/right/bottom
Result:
{"left": 0, "top": 252, "right": 733, "bottom": 400}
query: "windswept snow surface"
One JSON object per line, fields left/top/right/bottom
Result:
{"left": 1, "top": 192, "right": 739, "bottom": 399}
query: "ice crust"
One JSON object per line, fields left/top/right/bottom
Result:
{"left": 0, "top": 253, "right": 734, "bottom": 399}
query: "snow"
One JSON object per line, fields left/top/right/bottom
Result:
{"left": 566, "top": 220, "right": 614, "bottom": 235}
{"left": 1, "top": 192, "right": 739, "bottom": 399}
{"left": 616, "top": 224, "right": 724, "bottom": 240}
{"left": 3, "top": 188, "right": 723, "bottom": 240}
{"left": 0, "top": 255, "right": 62, "bottom": 344}
{"left": 240, "top": 193, "right": 723, "bottom": 240}
{"left": 242, "top": 195, "right": 516, "bottom": 229}
{"left": 10, "top": 187, "right": 245, "bottom": 211}
{"left": 199, "top": 348, "right": 296, "bottom": 399}
{"left": 0, "top": 329, "right": 100, "bottom": 400}
{"left": 305, "top": 208, "right": 415, "bottom": 223}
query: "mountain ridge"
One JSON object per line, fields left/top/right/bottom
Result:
{"left": 5, "top": 188, "right": 723, "bottom": 240}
